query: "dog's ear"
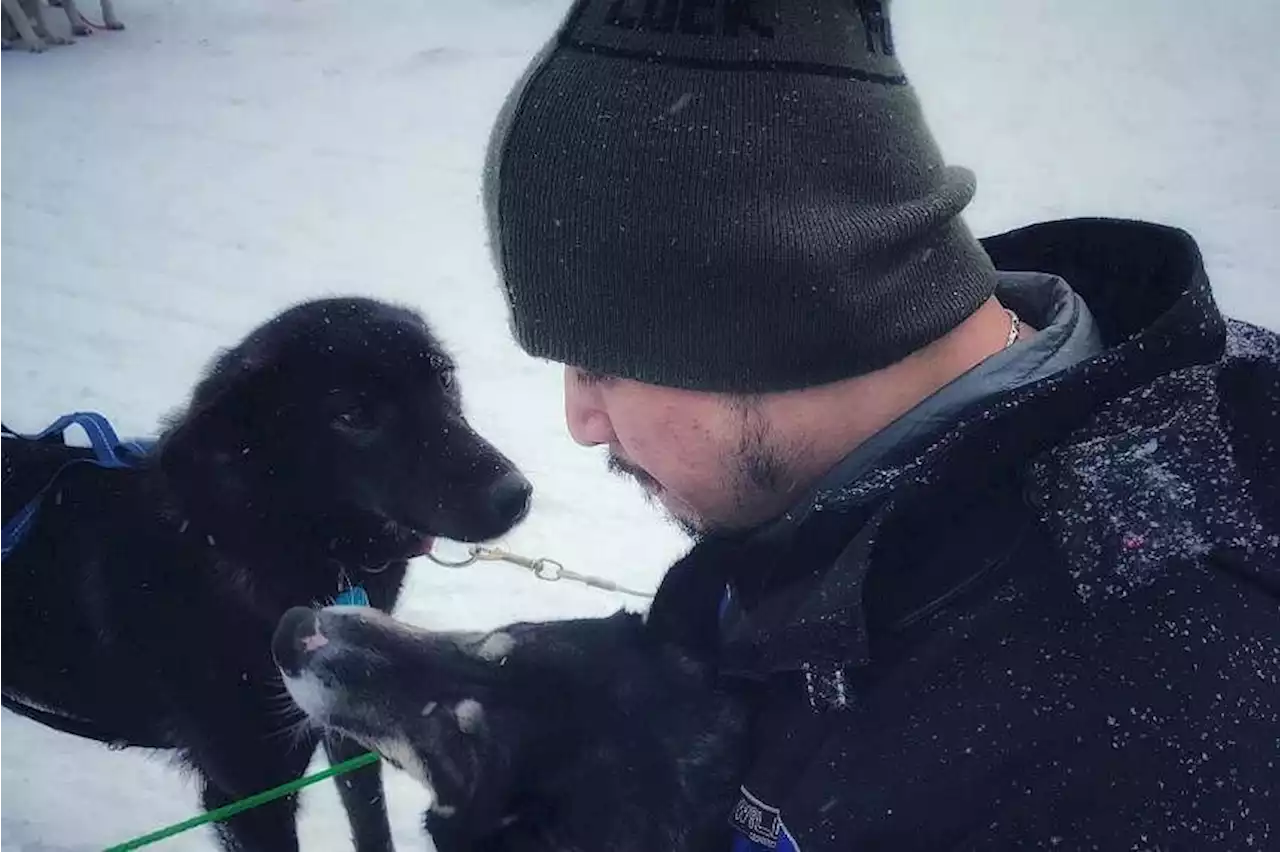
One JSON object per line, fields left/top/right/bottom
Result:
{"left": 156, "top": 357, "right": 266, "bottom": 511}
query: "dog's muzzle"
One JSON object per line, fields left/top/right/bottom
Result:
{"left": 273, "top": 606, "right": 326, "bottom": 678}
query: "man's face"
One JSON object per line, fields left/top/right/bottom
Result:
{"left": 563, "top": 367, "right": 800, "bottom": 536}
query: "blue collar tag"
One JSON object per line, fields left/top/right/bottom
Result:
{"left": 335, "top": 586, "right": 369, "bottom": 607}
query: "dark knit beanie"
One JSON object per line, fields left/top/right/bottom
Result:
{"left": 483, "top": 0, "right": 997, "bottom": 393}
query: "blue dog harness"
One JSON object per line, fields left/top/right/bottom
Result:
{"left": 1, "top": 412, "right": 154, "bottom": 562}
{"left": 1, "top": 411, "right": 372, "bottom": 606}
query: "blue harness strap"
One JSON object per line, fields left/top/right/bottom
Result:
{"left": 2, "top": 412, "right": 155, "bottom": 562}
{"left": 3, "top": 412, "right": 373, "bottom": 608}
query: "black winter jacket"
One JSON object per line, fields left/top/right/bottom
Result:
{"left": 647, "top": 218, "right": 1280, "bottom": 851}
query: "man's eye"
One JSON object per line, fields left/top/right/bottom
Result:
{"left": 577, "top": 369, "right": 615, "bottom": 387}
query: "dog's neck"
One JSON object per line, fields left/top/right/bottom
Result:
{"left": 151, "top": 479, "right": 401, "bottom": 614}
{"left": 428, "top": 614, "right": 745, "bottom": 852}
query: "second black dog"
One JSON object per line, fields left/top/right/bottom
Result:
{"left": 2, "top": 296, "right": 532, "bottom": 852}
{"left": 273, "top": 603, "right": 749, "bottom": 852}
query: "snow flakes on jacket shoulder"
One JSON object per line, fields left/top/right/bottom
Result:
{"left": 1027, "top": 355, "right": 1277, "bottom": 608}
{"left": 1225, "top": 318, "right": 1280, "bottom": 363}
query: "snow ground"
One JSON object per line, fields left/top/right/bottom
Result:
{"left": 1, "top": 0, "right": 1276, "bottom": 849}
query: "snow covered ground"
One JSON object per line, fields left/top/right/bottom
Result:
{"left": 2, "top": 0, "right": 1276, "bottom": 849}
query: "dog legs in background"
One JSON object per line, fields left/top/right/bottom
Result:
{"left": 2, "top": 0, "right": 47, "bottom": 51}
{"left": 97, "top": 0, "right": 122, "bottom": 29}
{"left": 98, "top": 0, "right": 122, "bottom": 29}
{"left": 0, "top": 1, "right": 18, "bottom": 48}
{"left": 17, "top": 0, "right": 72, "bottom": 44}
{"left": 52, "top": 0, "right": 124, "bottom": 32}
{"left": 1, "top": 0, "right": 124, "bottom": 51}
{"left": 48, "top": 0, "right": 89, "bottom": 35}
{"left": 325, "top": 735, "right": 397, "bottom": 852}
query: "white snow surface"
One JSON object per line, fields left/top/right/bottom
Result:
{"left": 1, "top": 0, "right": 1277, "bottom": 849}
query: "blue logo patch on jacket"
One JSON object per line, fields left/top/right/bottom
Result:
{"left": 729, "top": 787, "right": 800, "bottom": 851}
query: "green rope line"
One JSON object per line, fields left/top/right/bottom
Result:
{"left": 103, "top": 751, "right": 379, "bottom": 851}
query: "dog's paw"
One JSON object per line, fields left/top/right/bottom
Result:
{"left": 105, "top": 20, "right": 124, "bottom": 30}
{"left": 72, "top": 23, "right": 91, "bottom": 35}
{"left": 33, "top": 26, "right": 72, "bottom": 45}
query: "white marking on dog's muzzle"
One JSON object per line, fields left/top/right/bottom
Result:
{"left": 281, "top": 671, "right": 332, "bottom": 722}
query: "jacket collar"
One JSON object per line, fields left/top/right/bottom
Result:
{"left": 653, "top": 218, "right": 1228, "bottom": 678}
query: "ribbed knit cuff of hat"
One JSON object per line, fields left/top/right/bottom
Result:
{"left": 483, "top": 0, "right": 998, "bottom": 393}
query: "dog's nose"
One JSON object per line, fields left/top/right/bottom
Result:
{"left": 489, "top": 471, "right": 532, "bottom": 527}
{"left": 272, "top": 606, "right": 323, "bottom": 677}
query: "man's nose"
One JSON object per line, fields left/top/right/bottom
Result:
{"left": 564, "top": 367, "right": 616, "bottom": 447}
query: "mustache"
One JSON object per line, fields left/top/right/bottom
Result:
{"left": 606, "top": 452, "right": 660, "bottom": 491}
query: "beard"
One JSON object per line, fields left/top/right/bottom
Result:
{"left": 606, "top": 452, "right": 661, "bottom": 493}
{"left": 605, "top": 416, "right": 794, "bottom": 541}
{"left": 606, "top": 450, "right": 697, "bottom": 537}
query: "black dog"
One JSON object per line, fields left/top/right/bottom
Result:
{"left": 272, "top": 604, "right": 748, "bottom": 851}
{"left": 1, "top": 297, "right": 532, "bottom": 852}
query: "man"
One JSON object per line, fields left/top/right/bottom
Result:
{"left": 482, "top": 0, "right": 1280, "bottom": 848}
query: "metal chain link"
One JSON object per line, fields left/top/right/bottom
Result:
{"left": 427, "top": 544, "right": 654, "bottom": 599}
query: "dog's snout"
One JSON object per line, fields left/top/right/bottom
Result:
{"left": 489, "top": 471, "right": 532, "bottom": 527}
{"left": 272, "top": 606, "right": 324, "bottom": 677}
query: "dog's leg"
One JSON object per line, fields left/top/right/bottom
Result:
{"left": 2, "top": 0, "right": 47, "bottom": 50}
{"left": 202, "top": 777, "right": 302, "bottom": 852}
{"left": 20, "top": 0, "right": 71, "bottom": 45}
{"left": 2, "top": 5, "right": 15, "bottom": 44}
{"left": 324, "top": 734, "right": 396, "bottom": 852}
{"left": 56, "top": 0, "right": 90, "bottom": 36}
{"left": 2, "top": 6, "right": 18, "bottom": 48}
{"left": 98, "top": 0, "right": 120, "bottom": 29}
{"left": 191, "top": 739, "right": 314, "bottom": 852}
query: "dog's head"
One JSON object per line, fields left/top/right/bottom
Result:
{"left": 158, "top": 297, "right": 531, "bottom": 569}
{"left": 273, "top": 604, "right": 747, "bottom": 848}
{"left": 273, "top": 605, "right": 564, "bottom": 831}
